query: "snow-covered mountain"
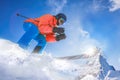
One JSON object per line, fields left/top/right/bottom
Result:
{"left": 0, "top": 39, "right": 120, "bottom": 80}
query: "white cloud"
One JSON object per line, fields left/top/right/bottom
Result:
{"left": 109, "top": 0, "right": 120, "bottom": 11}
{"left": 91, "top": 0, "right": 102, "bottom": 12}
{"left": 79, "top": 0, "right": 106, "bottom": 15}
{"left": 47, "top": 0, "right": 67, "bottom": 14}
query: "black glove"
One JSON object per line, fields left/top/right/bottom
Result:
{"left": 53, "top": 27, "right": 64, "bottom": 34}
{"left": 56, "top": 33, "right": 66, "bottom": 41}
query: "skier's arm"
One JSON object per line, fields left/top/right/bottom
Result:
{"left": 45, "top": 33, "right": 66, "bottom": 42}
{"left": 38, "top": 24, "right": 65, "bottom": 34}
{"left": 45, "top": 33, "right": 56, "bottom": 42}
{"left": 25, "top": 18, "right": 39, "bottom": 24}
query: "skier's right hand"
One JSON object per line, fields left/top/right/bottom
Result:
{"left": 53, "top": 27, "right": 64, "bottom": 34}
{"left": 56, "top": 33, "right": 66, "bottom": 41}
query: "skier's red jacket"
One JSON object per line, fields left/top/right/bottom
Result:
{"left": 25, "top": 14, "right": 57, "bottom": 42}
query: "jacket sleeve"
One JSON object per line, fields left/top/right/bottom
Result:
{"left": 45, "top": 33, "right": 56, "bottom": 42}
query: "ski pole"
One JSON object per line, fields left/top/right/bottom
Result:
{"left": 16, "top": 13, "right": 39, "bottom": 22}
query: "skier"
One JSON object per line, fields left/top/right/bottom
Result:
{"left": 17, "top": 13, "right": 67, "bottom": 53}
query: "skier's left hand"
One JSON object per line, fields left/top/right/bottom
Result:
{"left": 56, "top": 33, "right": 66, "bottom": 41}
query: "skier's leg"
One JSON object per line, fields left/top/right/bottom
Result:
{"left": 17, "top": 22, "right": 39, "bottom": 49}
{"left": 32, "top": 34, "right": 46, "bottom": 54}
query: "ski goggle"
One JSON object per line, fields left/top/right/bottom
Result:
{"left": 59, "top": 18, "right": 65, "bottom": 24}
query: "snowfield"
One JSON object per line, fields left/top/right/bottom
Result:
{"left": 0, "top": 39, "right": 120, "bottom": 80}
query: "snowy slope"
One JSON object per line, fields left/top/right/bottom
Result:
{"left": 0, "top": 39, "right": 119, "bottom": 80}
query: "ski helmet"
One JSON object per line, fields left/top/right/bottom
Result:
{"left": 56, "top": 13, "right": 67, "bottom": 22}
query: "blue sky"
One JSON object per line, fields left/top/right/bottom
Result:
{"left": 0, "top": 0, "right": 120, "bottom": 69}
